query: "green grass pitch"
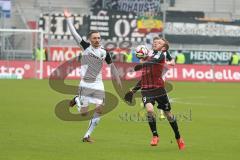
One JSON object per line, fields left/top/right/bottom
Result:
{"left": 0, "top": 79, "right": 240, "bottom": 160}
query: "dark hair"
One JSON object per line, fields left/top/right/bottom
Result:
{"left": 153, "top": 36, "right": 169, "bottom": 50}
{"left": 87, "top": 30, "right": 100, "bottom": 39}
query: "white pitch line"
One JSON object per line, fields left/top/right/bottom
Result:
{"left": 170, "top": 97, "right": 237, "bottom": 108}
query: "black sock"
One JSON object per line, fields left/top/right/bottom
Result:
{"left": 169, "top": 116, "right": 180, "bottom": 139}
{"left": 147, "top": 114, "right": 158, "bottom": 137}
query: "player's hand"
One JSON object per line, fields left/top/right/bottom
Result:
{"left": 64, "top": 9, "right": 71, "bottom": 18}
{"left": 166, "top": 60, "right": 175, "bottom": 66}
{"left": 134, "top": 64, "right": 143, "bottom": 71}
{"left": 124, "top": 91, "right": 134, "bottom": 104}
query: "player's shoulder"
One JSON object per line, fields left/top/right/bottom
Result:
{"left": 99, "top": 46, "right": 108, "bottom": 54}
{"left": 152, "top": 51, "right": 162, "bottom": 59}
{"left": 100, "top": 46, "right": 106, "bottom": 50}
{"left": 80, "top": 39, "right": 91, "bottom": 49}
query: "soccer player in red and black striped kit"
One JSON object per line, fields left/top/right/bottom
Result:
{"left": 125, "top": 37, "right": 185, "bottom": 150}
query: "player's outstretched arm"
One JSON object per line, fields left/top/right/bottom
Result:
{"left": 134, "top": 64, "right": 143, "bottom": 71}
{"left": 105, "top": 52, "right": 122, "bottom": 88}
{"left": 166, "top": 51, "right": 175, "bottom": 66}
{"left": 166, "top": 59, "right": 175, "bottom": 66}
{"left": 124, "top": 80, "right": 141, "bottom": 103}
{"left": 131, "top": 80, "right": 141, "bottom": 93}
{"left": 109, "top": 63, "right": 122, "bottom": 88}
{"left": 64, "top": 9, "right": 83, "bottom": 45}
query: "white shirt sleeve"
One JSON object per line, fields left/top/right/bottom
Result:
{"left": 66, "top": 18, "right": 82, "bottom": 44}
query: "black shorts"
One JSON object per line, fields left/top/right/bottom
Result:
{"left": 141, "top": 88, "right": 171, "bottom": 111}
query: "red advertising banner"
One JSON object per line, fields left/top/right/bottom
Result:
{"left": 0, "top": 60, "right": 37, "bottom": 79}
{"left": 42, "top": 61, "right": 141, "bottom": 80}
{"left": 1, "top": 60, "right": 240, "bottom": 82}
{"left": 165, "top": 64, "right": 240, "bottom": 82}
{"left": 210, "top": 65, "right": 240, "bottom": 82}
{"left": 47, "top": 46, "right": 128, "bottom": 62}
{"left": 42, "top": 61, "right": 82, "bottom": 79}
{"left": 48, "top": 46, "right": 83, "bottom": 61}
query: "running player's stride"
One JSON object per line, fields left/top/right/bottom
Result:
{"left": 64, "top": 9, "right": 121, "bottom": 143}
{"left": 125, "top": 37, "right": 185, "bottom": 150}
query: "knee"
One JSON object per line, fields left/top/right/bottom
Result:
{"left": 95, "top": 106, "right": 103, "bottom": 114}
{"left": 164, "top": 111, "right": 175, "bottom": 122}
{"left": 80, "top": 107, "right": 88, "bottom": 116}
{"left": 146, "top": 108, "right": 154, "bottom": 115}
{"left": 146, "top": 109, "right": 155, "bottom": 118}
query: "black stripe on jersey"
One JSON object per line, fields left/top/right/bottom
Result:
{"left": 80, "top": 40, "right": 90, "bottom": 50}
{"left": 166, "top": 51, "right": 173, "bottom": 61}
{"left": 105, "top": 52, "right": 112, "bottom": 64}
{"left": 145, "top": 65, "right": 149, "bottom": 87}
{"left": 150, "top": 65, "right": 154, "bottom": 87}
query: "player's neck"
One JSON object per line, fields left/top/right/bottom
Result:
{"left": 91, "top": 45, "right": 100, "bottom": 49}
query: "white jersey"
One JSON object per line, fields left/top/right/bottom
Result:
{"left": 66, "top": 18, "right": 112, "bottom": 90}
{"left": 80, "top": 44, "right": 107, "bottom": 83}
{"left": 79, "top": 43, "right": 111, "bottom": 90}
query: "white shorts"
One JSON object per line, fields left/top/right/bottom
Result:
{"left": 78, "top": 80, "right": 105, "bottom": 106}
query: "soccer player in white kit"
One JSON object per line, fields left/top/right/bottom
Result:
{"left": 64, "top": 9, "right": 121, "bottom": 142}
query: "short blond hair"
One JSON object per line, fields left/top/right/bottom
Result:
{"left": 153, "top": 37, "right": 169, "bottom": 50}
{"left": 87, "top": 30, "right": 100, "bottom": 39}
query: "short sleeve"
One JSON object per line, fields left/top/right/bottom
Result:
{"left": 166, "top": 51, "right": 173, "bottom": 61}
{"left": 105, "top": 52, "right": 112, "bottom": 64}
{"left": 80, "top": 39, "right": 90, "bottom": 50}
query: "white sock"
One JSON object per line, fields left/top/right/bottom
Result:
{"left": 160, "top": 109, "right": 165, "bottom": 117}
{"left": 84, "top": 112, "right": 100, "bottom": 138}
{"left": 160, "top": 109, "right": 164, "bottom": 114}
{"left": 74, "top": 96, "right": 81, "bottom": 112}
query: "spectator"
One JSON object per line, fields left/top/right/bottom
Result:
{"left": 124, "top": 50, "right": 133, "bottom": 63}
{"left": 229, "top": 52, "right": 239, "bottom": 65}
{"left": 175, "top": 50, "right": 185, "bottom": 64}
{"left": 35, "top": 47, "right": 47, "bottom": 61}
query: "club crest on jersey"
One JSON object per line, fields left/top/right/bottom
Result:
{"left": 153, "top": 53, "right": 160, "bottom": 59}
{"left": 89, "top": 53, "right": 101, "bottom": 60}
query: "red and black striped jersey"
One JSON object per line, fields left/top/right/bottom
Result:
{"left": 134, "top": 51, "right": 172, "bottom": 89}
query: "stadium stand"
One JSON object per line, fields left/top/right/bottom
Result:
{"left": 1, "top": 0, "right": 240, "bottom": 60}
{"left": 169, "top": 0, "right": 239, "bottom": 12}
